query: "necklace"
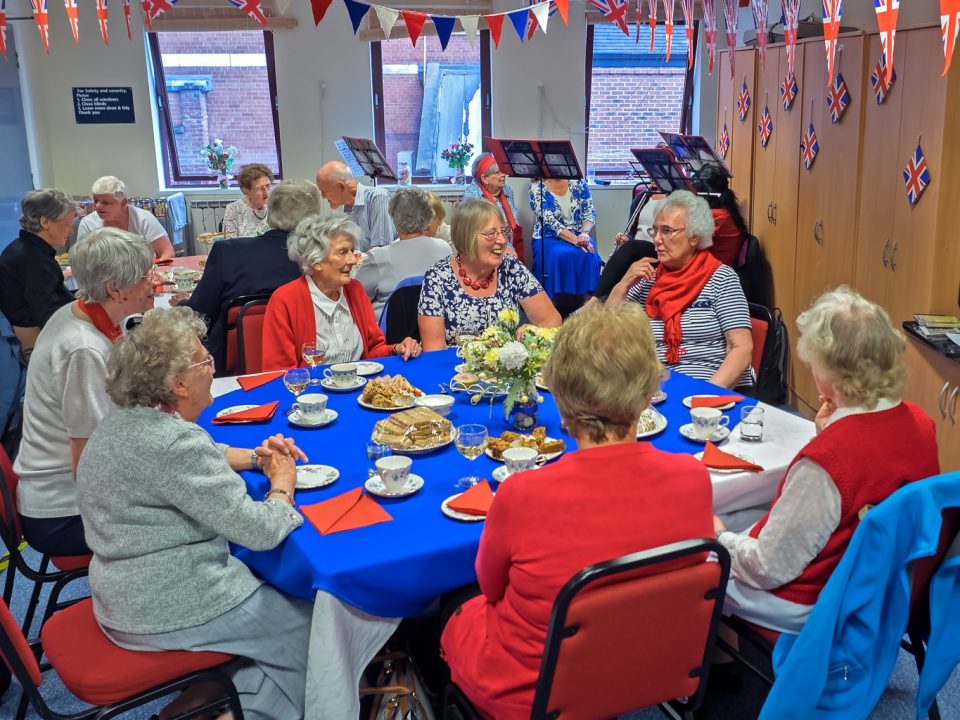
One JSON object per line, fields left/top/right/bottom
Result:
{"left": 455, "top": 254, "right": 495, "bottom": 290}
{"left": 251, "top": 206, "right": 267, "bottom": 220}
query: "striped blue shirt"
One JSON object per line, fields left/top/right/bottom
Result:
{"left": 350, "top": 183, "right": 396, "bottom": 252}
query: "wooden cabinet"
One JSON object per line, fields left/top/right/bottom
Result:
{"left": 717, "top": 48, "right": 758, "bottom": 223}
{"left": 904, "top": 339, "right": 960, "bottom": 472}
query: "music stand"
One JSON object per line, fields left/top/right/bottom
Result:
{"left": 339, "top": 136, "right": 398, "bottom": 185}
{"left": 486, "top": 138, "right": 583, "bottom": 288}
{"left": 630, "top": 148, "right": 696, "bottom": 195}
{"left": 658, "top": 132, "right": 731, "bottom": 192}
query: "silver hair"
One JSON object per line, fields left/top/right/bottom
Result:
{"left": 287, "top": 213, "right": 361, "bottom": 272}
{"left": 106, "top": 307, "right": 207, "bottom": 408}
{"left": 267, "top": 180, "right": 323, "bottom": 231}
{"left": 71, "top": 227, "right": 154, "bottom": 303}
{"left": 656, "top": 190, "right": 715, "bottom": 249}
{"left": 19, "top": 189, "right": 77, "bottom": 233}
{"left": 91, "top": 176, "right": 128, "bottom": 198}
{"left": 388, "top": 187, "right": 434, "bottom": 235}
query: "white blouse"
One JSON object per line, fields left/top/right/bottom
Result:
{"left": 306, "top": 276, "right": 363, "bottom": 363}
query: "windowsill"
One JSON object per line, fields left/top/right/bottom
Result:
{"left": 160, "top": 187, "right": 244, "bottom": 196}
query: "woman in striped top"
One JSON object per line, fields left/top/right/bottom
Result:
{"left": 607, "top": 190, "right": 754, "bottom": 390}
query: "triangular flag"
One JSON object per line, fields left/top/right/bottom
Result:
{"left": 145, "top": 0, "right": 179, "bottom": 21}
{"left": 663, "top": 0, "right": 674, "bottom": 61}
{"left": 461, "top": 14, "right": 480, "bottom": 46}
{"left": 64, "top": 0, "right": 79, "bottom": 43}
{"left": 680, "top": 0, "right": 695, "bottom": 68}
{"left": 122, "top": 0, "right": 132, "bottom": 40}
{"left": 0, "top": 0, "right": 8, "bottom": 59}
{"left": 942, "top": 0, "right": 960, "bottom": 75}
{"left": 343, "top": 0, "right": 370, "bottom": 34}
{"left": 531, "top": 1, "right": 551, "bottom": 33}
{"left": 721, "top": 0, "right": 738, "bottom": 79}
{"left": 432, "top": 14, "right": 456, "bottom": 50}
{"left": 374, "top": 5, "right": 398, "bottom": 38}
{"left": 751, "top": 0, "right": 768, "bottom": 69}
{"left": 874, "top": 0, "right": 899, "bottom": 84}
{"left": 485, "top": 13, "right": 505, "bottom": 48}
{"left": 401, "top": 9, "right": 427, "bottom": 46}
{"left": 555, "top": 0, "right": 569, "bottom": 25}
{"left": 227, "top": 0, "right": 267, "bottom": 25}
{"left": 140, "top": 0, "right": 152, "bottom": 30}
{"left": 310, "top": 0, "right": 332, "bottom": 25}
{"left": 782, "top": 0, "right": 801, "bottom": 75}
{"left": 31, "top": 0, "right": 50, "bottom": 54}
{"left": 703, "top": 0, "right": 717, "bottom": 73}
{"left": 647, "top": 0, "right": 657, "bottom": 51}
{"left": 96, "top": 0, "right": 109, "bottom": 44}
{"left": 822, "top": 0, "right": 843, "bottom": 86}
{"left": 508, "top": 7, "right": 528, "bottom": 41}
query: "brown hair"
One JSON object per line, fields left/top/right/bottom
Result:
{"left": 237, "top": 163, "right": 273, "bottom": 190}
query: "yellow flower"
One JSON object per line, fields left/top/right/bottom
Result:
{"left": 499, "top": 308, "right": 520, "bottom": 326}
{"left": 484, "top": 349, "right": 500, "bottom": 367}
{"left": 470, "top": 394, "right": 481, "bottom": 405}
{"left": 521, "top": 394, "right": 529, "bottom": 404}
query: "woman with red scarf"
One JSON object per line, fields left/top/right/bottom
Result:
{"left": 607, "top": 191, "right": 754, "bottom": 391}
{"left": 461, "top": 152, "right": 522, "bottom": 262}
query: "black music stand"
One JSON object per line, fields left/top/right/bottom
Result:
{"left": 658, "top": 132, "right": 731, "bottom": 193}
{"left": 486, "top": 138, "right": 583, "bottom": 288}
{"left": 340, "top": 136, "right": 398, "bottom": 185}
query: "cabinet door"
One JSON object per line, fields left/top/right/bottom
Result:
{"left": 904, "top": 339, "right": 960, "bottom": 472}
{"left": 750, "top": 47, "right": 782, "bottom": 232}
{"left": 729, "top": 49, "right": 757, "bottom": 224}
{"left": 718, "top": 51, "right": 735, "bottom": 162}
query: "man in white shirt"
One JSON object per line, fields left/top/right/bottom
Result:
{"left": 315, "top": 161, "right": 395, "bottom": 252}
{"left": 76, "top": 176, "right": 176, "bottom": 260}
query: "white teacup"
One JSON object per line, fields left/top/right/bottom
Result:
{"left": 291, "top": 393, "right": 327, "bottom": 421}
{"left": 376, "top": 455, "right": 412, "bottom": 493}
{"left": 690, "top": 407, "right": 730, "bottom": 439}
{"left": 502, "top": 447, "right": 538, "bottom": 476}
{"left": 323, "top": 362, "right": 358, "bottom": 387}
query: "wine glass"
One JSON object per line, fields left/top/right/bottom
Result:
{"left": 283, "top": 368, "right": 310, "bottom": 411}
{"left": 302, "top": 341, "right": 327, "bottom": 385}
{"left": 454, "top": 423, "right": 488, "bottom": 489}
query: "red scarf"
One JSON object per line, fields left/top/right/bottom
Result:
{"left": 645, "top": 250, "right": 722, "bottom": 364}
{"left": 474, "top": 155, "right": 525, "bottom": 264}
{"left": 76, "top": 299, "right": 122, "bottom": 343}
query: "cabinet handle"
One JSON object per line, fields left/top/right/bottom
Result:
{"left": 890, "top": 242, "right": 898, "bottom": 271}
{"left": 949, "top": 386, "right": 959, "bottom": 424}
{"left": 882, "top": 240, "right": 889, "bottom": 268}
{"left": 939, "top": 381, "right": 950, "bottom": 419}
{"left": 814, "top": 219, "right": 823, "bottom": 245}
{"left": 772, "top": 203, "right": 777, "bottom": 225}
{"left": 767, "top": 203, "right": 773, "bottom": 223}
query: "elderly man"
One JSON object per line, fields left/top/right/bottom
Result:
{"left": 315, "top": 161, "right": 395, "bottom": 252}
{"left": 76, "top": 176, "right": 175, "bottom": 260}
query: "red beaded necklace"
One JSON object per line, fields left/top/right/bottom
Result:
{"left": 455, "top": 254, "right": 495, "bottom": 291}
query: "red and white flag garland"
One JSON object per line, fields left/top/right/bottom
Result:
{"left": 145, "top": 0, "right": 178, "bottom": 22}
{"left": 703, "top": 0, "right": 718, "bottom": 73}
{"left": 663, "top": 0, "right": 674, "bottom": 61}
{"left": 64, "top": 0, "right": 79, "bottom": 42}
{"left": 97, "top": 0, "right": 109, "bottom": 43}
{"left": 122, "top": 0, "right": 132, "bottom": 39}
{"left": 943, "top": 0, "right": 960, "bottom": 74}
{"left": 0, "top": 0, "right": 7, "bottom": 59}
{"left": 140, "top": 0, "right": 152, "bottom": 29}
{"left": 635, "top": 0, "right": 642, "bottom": 44}
{"left": 680, "top": 0, "right": 695, "bottom": 68}
{"left": 589, "top": 0, "right": 631, "bottom": 36}
{"left": 822, "top": 0, "right": 843, "bottom": 85}
{"left": 647, "top": 0, "right": 657, "bottom": 52}
{"left": 874, "top": 0, "right": 899, "bottom": 84}
{"left": 782, "top": 0, "right": 801, "bottom": 76}
{"left": 751, "top": 0, "right": 768, "bottom": 69}
{"left": 721, "top": 0, "right": 738, "bottom": 79}
{"left": 31, "top": 0, "right": 50, "bottom": 54}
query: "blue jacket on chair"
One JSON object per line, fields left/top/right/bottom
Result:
{"left": 759, "top": 471, "right": 960, "bottom": 720}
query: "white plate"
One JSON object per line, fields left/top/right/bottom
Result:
{"left": 296, "top": 464, "right": 340, "bottom": 489}
{"left": 364, "top": 473, "right": 424, "bottom": 498}
{"left": 358, "top": 394, "right": 418, "bottom": 411}
{"left": 216, "top": 404, "right": 258, "bottom": 418}
{"left": 679, "top": 423, "right": 731, "bottom": 443}
{"left": 694, "top": 450, "right": 756, "bottom": 474}
{"left": 682, "top": 394, "right": 736, "bottom": 411}
{"left": 371, "top": 426, "right": 454, "bottom": 455}
{"left": 492, "top": 465, "right": 540, "bottom": 483}
{"left": 636, "top": 408, "right": 668, "bottom": 438}
{"left": 320, "top": 376, "right": 368, "bottom": 392}
{"left": 650, "top": 389, "right": 667, "bottom": 405}
{"left": 485, "top": 437, "right": 564, "bottom": 465}
{"left": 356, "top": 361, "right": 385, "bottom": 376}
{"left": 441, "top": 493, "right": 487, "bottom": 522}
{"left": 288, "top": 408, "right": 338, "bottom": 428}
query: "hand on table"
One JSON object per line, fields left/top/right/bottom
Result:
{"left": 256, "top": 434, "right": 309, "bottom": 464}
{"left": 262, "top": 452, "right": 297, "bottom": 499}
{"left": 393, "top": 337, "right": 422, "bottom": 360}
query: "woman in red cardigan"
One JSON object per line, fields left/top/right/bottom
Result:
{"left": 440, "top": 301, "right": 714, "bottom": 720}
{"left": 261, "top": 213, "right": 421, "bottom": 371}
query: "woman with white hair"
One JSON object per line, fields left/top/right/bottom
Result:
{"left": 76, "top": 175, "right": 175, "bottom": 260}
{"left": 714, "top": 287, "right": 939, "bottom": 633}
{"left": 607, "top": 190, "right": 753, "bottom": 390}
{"left": 14, "top": 227, "right": 156, "bottom": 556}
{"left": 261, "top": 213, "right": 421, "bottom": 371}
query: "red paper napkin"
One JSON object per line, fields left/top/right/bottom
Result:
{"left": 237, "top": 371, "right": 284, "bottom": 392}
{"left": 448, "top": 481, "right": 495, "bottom": 516}
{"left": 690, "top": 395, "right": 745, "bottom": 409}
{"left": 154, "top": 257, "right": 175, "bottom": 265}
{"left": 701, "top": 442, "right": 764, "bottom": 472}
{"left": 210, "top": 400, "right": 279, "bottom": 424}
{"left": 302, "top": 488, "right": 393, "bottom": 535}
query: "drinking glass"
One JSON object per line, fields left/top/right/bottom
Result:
{"left": 454, "top": 423, "right": 488, "bottom": 489}
{"left": 283, "top": 368, "right": 310, "bottom": 410}
{"left": 739, "top": 405, "right": 765, "bottom": 442}
{"left": 366, "top": 440, "right": 393, "bottom": 478}
{"left": 302, "top": 341, "right": 327, "bottom": 385}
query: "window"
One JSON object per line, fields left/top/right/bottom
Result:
{"left": 585, "top": 23, "right": 696, "bottom": 175}
{"left": 148, "top": 30, "right": 282, "bottom": 187}
{"left": 372, "top": 32, "right": 491, "bottom": 182}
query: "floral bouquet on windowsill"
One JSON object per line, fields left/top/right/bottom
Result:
{"left": 200, "top": 139, "right": 238, "bottom": 189}
{"left": 440, "top": 139, "right": 474, "bottom": 183}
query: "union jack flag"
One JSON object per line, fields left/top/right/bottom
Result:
{"left": 903, "top": 144, "right": 930, "bottom": 206}
{"left": 779, "top": 71, "right": 798, "bottom": 110}
{"left": 31, "top": 0, "right": 50, "bottom": 54}
{"left": 122, "top": 0, "right": 132, "bottom": 40}
{"left": 822, "top": 0, "right": 843, "bottom": 85}
{"left": 874, "top": 0, "right": 899, "bottom": 84}
{"left": 800, "top": 123, "right": 819, "bottom": 170}
{"left": 703, "top": 0, "right": 717, "bottom": 73}
{"left": 589, "top": 0, "right": 631, "bottom": 35}
{"left": 145, "top": 0, "right": 177, "bottom": 21}
{"left": 0, "top": 0, "right": 7, "bottom": 60}
{"left": 782, "top": 0, "right": 801, "bottom": 75}
{"left": 228, "top": 0, "right": 266, "bottom": 25}
{"left": 737, "top": 81, "right": 752, "bottom": 120}
{"left": 722, "top": 0, "right": 738, "bottom": 79}
{"left": 758, "top": 105, "right": 773, "bottom": 147}
{"left": 647, "top": 0, "right": 657, "bottom": 51}
{"left": 718, "top": 124, "right": 730, "bottom": 159}
{"left": 826, "top": 72, "right": 850, "bottom": 123}
{"left": 751, "top": 0, "right": 769, "bottom": 69}
{"left": 64, "top": 0, "right": 79, "bottom": 42}
{"left": 140, "top": 0, "right": 152, "bottom": 30}
{"left": 96, "top": 0, "right": 109, "bottom": 44}
{"left": 525, "top": 1, "right": 556, "bottom": 40}
{"left": 942, "top": 0, "right": 960, "bottom": 75}
{"left": 663, "top": 0, "right": 674, "bottom": 61}
{"left": 680, "top": 0, "right": 695, "bottom": 68}
{"left": 870, "top": 55, "right": 896, "bottom": 104}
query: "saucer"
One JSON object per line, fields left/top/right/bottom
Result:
{"left": 492, "top": 465, "right": 538, "bottom": 483}
{"left": 694, "top": 450, "right": 755, "bottom": 474}
{"left": 679, "top": 423, "right": 731, "bottom": 443}
{"left": 288, "top": 408, "right": 338, "bottom": 428}
{"left": 296, "top": 464, "right": 339, "bottom": 490}
{"left": 356, "top": 361, "right": 385, "bottom": 376}
{"left": 215, "top": 404, "right": 258, "bottom": 418}
{"left": 441, "top": 493, "right": 487, "bottom": 522}
{"left": 364, "top": 473, "right": 424, "bottom": 498}
{"left": 650, "top": 389, "right": 667, "bottom": 405}
{"left": 682, "top": 394, "right": 736, "bottom": 411}
{"left": 320, "top": 376, "right": 367, "bottom": 392}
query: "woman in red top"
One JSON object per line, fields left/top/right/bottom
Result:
{"left": 440, "top": 301, "right": 714, "bottom": 720}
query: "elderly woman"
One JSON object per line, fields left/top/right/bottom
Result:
{"left": 76, "top": 308, "right": 312, "bottom": 720}
{"left": 0, "top": 190, "right": 77, "bottom": 360}
{"left": 607, "top": 190, "right": 753, "bottom": 390}
{"left": 261, "top": 213, "right": 421, "bottom": 370}
{"left": 222, "top": 163, "right": 274, "bottom": 239}
{"left": 14, "top": 228, "right": 156, "bottom": 556}
{"left": 461, "top": 152, "right": 520, "bottom": 259}
{"left": 424, "top": 189, "right": 452, "bottom": 245}
{"left": 418, "top": 200, "right": 560, "bottom": 351}
{"left": 714, "top": 287, "right": 939, "bottom": 633}
{"left": 76, "top": 176, "right": 175, "bottom": 260}
{"left": 441, "top": 302, "right": 714, "bottom": 719}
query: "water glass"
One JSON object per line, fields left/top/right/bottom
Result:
{"left": 366, "top": 440, "right": 393, "bottom": 478}
{"left": 739, "top": 405, "right": 765, "bottom": 442}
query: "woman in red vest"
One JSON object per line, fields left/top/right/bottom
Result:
{"left": 714, "top": 286, "right": 940, "bottom": 633}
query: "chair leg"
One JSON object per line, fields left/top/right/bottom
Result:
{"left": 14, "top": 687, "right": 30, "bottom": 720}
{"left": 21, "top": 554, "right": 51, "bottom": 637}
{"left": 2, "top": 556, "right": 14, "bottom": 605}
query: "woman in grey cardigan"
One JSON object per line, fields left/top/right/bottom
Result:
{"left": 77, "top": 307, "right": 313, "bottom": 720}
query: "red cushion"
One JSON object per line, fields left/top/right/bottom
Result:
{"left": 41, "top": 599, "right": 234, "bottom": 706}
{"left": 238, "top": 304, "right": 267, "bottom": 375}
{"left": 50, "top": 554, "right": 92, "bottom": 572}
{"left": 750, "top": 317, "right": 768, "bottom": 376}
{"left": 0, "top": 447, "right": 22, "bottom": 539}
{"left": 0, "top": 599, "right": 41, "bottom": 688}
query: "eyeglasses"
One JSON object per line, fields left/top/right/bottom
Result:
{"left": 478, "top": 227, "right": 509, "bottom": 240}
{"left": 187, "top": 355, "right": 216, "bottom": 373}
{"left": 483, "top": 168, "right": 505, "bottom": 178}
{"left": 646, "top": 225, "right": 687, "bottom": 240}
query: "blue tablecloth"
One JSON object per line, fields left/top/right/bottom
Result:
{"left": 198, "top": 349, "right": 743, "bottom": 618}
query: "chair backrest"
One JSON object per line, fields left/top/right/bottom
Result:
{"left": 236, "top": 300, "right": 270, "bottom": 375}
{"left": 0, "top": 598, "right": 42, "bottom": 694}
{"left": 223, "top": 293, "right": 273, "bottom": 376}
{"left": 748, "top": 303, "right": 771, "bottom": 377}
{"left": 531, "top": 539, "right": 730, "bottom": 720}
{"left": 381, "top": 276, "right": 424, "bottom": 345}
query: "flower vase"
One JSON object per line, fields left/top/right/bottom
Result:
{"left": 218, "top": 178, "right": 229, "bottom": 190}
{"left": 507, "top": 396, "right": 539, "bottom": 431}
{"left": 452, "top": 167, "right": 466, "bottom": 184}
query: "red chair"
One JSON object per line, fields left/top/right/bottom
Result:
{"left": 236, "top": 299, "right": 270, "bottom": 375}
{"left": 443, "top": 538, "right": 731, "bottom": 720}
{"left": 0, "top": 596, "right": 243, "bottom": 720}
{"left": 222, "top": 293, "right": 272, "bottom": 377}
{"left": 748, "top": 302, "right": 772, "bottom": 378}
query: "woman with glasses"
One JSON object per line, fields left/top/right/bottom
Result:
{"left": 77, "top": 307, "right": 314, "bottom": 720}
{"left": 607, "top": 190, "right": 754, "bottom": 391}
{"left": 461, "top": 153, "right": 521, "bottom": 261}
{"left": 418, "top": 200, "right": 561, "bottom": 351}
{"left": 222, "top": 163, "right": 274, "bottom": 240}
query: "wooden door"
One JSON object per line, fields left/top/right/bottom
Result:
{"left": 728, "top": 49, "right": 757, "bottom": 224}
{"left": 750, "top": 47, "right": 782, "bottom": 233}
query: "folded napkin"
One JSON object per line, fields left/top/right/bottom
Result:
{"left": 154, "top": 257, "right": 175, "bottom": 266}
{"left": 448, "top": 481, "right": 495, "bottom": 516}
{"left": 701, "top": 442, "right": 764, "bottom": 472}
{"left": 690, "top": 395, "right": 745, "bottom": 409}
{"left": 302, "top": 488, "right": 393, "bottom": 535}
{"left": 210, "top": 400, "right": 279, "bottom": 424}
{"left": 237, "top": 371, "right": 284, "bottom": 392}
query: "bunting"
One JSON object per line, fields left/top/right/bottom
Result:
{"left": 681, "top": 0, "right": 694, "bottom": 67}
{"left": 555, "top": 0, "right": 569, "bottom": 25}
{"left": 826, "top": 72, "right": 849, "bottom": 123}
{"left": 461, "top": 14, "right": 479, "bottom": 46}
{"left": 663, "top": 0, "right": 674, "bottom": 61}
{"left": 589, "top": 0, "right": 630, "bottom": 36}
{"left": 122, "top": 0, "right": 132, "bottom": 40}
{"left": 737, "top": 80, "right": 751, "bottom": 120}
{"left": 758, "top": 105, "right": 773, "bottom": 147}
{"left": 721, "top": 0, "right": 738, "bottom": 79}
{"left": 703, "top": 0, "right": 717, "bottom": 73}
{"left": 822, "top": 0, "right": 843, "bottom": 86}
{"left": 800, "top": 122, "right": 819, "bottom": 170}
{"left": 374, "top": 5, "right": 398, "bottom": 37}
{"left": 228, "top": 0, "right": 267, "bottom": 25}
{"left": 870, "top": 54, "right": 896, "bottom": 103}
{"left": 0, "top": 0, "right": 6, "bottom": 59}
{"left": 431, "top": 14, "right": 455, "bottom": 49}
{"left": 140, "top": 0, "right": 152, "bottom": 30}
{"left": 529, "top": 2, "right": 552, "bottom": 37}
{"left": 97, "top": 0, "right": 109, "bottom": 43}
{"left": 903, "top": 144, "right": 930, "bottom": 206}
{"left": 508, "top": 6, "right": 528, "bottom": 40}
{"left": 942, "top": 0, "right": 960, "bottom": 75}
{"left": 64, "top": 0, "right": 79, "bottom": 42}
{"left": 31, "top": 0, "right": 50, "bottom": 53}
{"left": 343, "top": 0, "right": 370, "bottom": 34}
{"left": 647, "top": 0, "right": 657, "bottom": 51}
{"left": 751, "top": 0, "right": 768, "bottom": 69}
{"left": 486, "top": 12, "right": 505, "bottom": 48}
{"left": 635, "top": 0, "right": 642, "bottom": 44}
{"left": 145, "top": 0, "right": 178, "bottom": 21}
{"left": 718, "top": 123, "right": 730, "bottom": 159}
{"left": 311, "top": 0, "right": 333, "bottom": 25}
{"left": 782, "top": 0, "right": 801, "bottom": 75}
{"left": 874, "top": 0, "right": 899, "bottom": 84}
{"left": 779, "top": 71, "right": 798, "bottom": 110}
{"left": 401, "top": 9, "right": 427, "bottom": 46}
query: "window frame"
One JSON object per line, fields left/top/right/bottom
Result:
{"left": 148, "top": 30, "right": 284, "bottom": 187}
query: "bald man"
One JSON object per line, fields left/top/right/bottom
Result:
{"left": 315, "top": 161, "right": 395, "bottom": 252}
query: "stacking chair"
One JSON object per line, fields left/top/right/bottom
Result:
{"left": 379, "top": 276, "right": 423, "bottom": 345}
{"left": 0, "top": 596, "right": 243, "bottom": 720}
{"left": 235, "top": 299, "right": 270, "bottom": 375}
{"left": 222, "top": 293, "right": 272, "bottom": 376}
{"left": 747, "top": 303, "right": 772, "bottom": 378}
{"left": 443, "top": 538, "right": 731, "bottom": 720}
